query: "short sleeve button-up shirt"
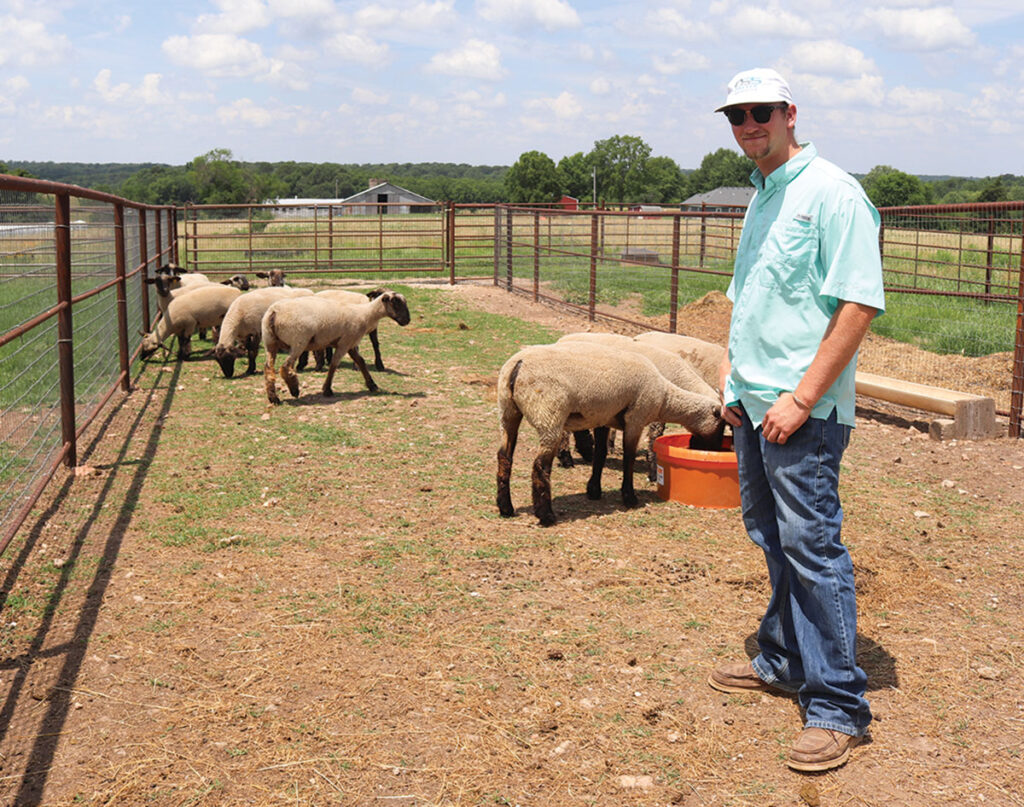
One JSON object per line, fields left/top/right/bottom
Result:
{"left": 724, "top": 142, "right": 886, "bottom": 428}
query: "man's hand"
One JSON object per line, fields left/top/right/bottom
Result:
{"left": 761, "top": 392, "right": 810, "bottom": 444}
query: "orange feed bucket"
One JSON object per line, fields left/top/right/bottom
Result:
{"left": 653, "top": 433, "right": 741, "bottom": 509}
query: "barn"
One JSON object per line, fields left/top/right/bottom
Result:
{"left": 339, "top": 180, "right": 437, "bottom": 215}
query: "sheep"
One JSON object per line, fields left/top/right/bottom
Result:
{"left": 213, "top": 286, "right": 314, "bottom": 378}
{"left": 556, "top": 332, "right": 724, "bottom": 478}
{"left": 140, "top": 284, "right": 242, "bottom": 360}
{"left": 256, "top": 269, "right": 287, "bottom": 287}
{"left": 147, "top": 270, "right": 250, "bottom": 344}
{"left": 633, "top": 331, "right": 725, "bottom": 391}
{"left": 308, "top": 288, "right": 388, "bottom": 371}
{"left": 496, "top": 342, "right": 724, "bottom": 526}
{"left": 261, "top": 290, "right": 410, "bottom": 405}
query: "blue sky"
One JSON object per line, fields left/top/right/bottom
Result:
{"left": 1, "top": 0, "right": 1021, "bottom": 177}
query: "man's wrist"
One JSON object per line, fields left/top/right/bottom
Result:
{"left": 791, "top": 392, "right": 811, "bottom": 410}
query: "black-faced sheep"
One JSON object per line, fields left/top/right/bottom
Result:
{"left": 140, "top": 284, "right": 243, "bottom": 360}
{"left": 256, "top": 269, "right": 287, "bottom": 287}
{"left": 496, "top": 342, "right": 724, "bottom": 526}
{"left": 261, "top": 290, "right": 410, "bottom": 405}
{"left": 213, "top": 286, "right": 314, "bottom": 377}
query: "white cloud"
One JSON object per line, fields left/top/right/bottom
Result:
{"left": 726, "top": 5, "right": 816, "bottom": 38}
{"left": 427, "top": 39, "right": 505, "bottom": 80}
{"left": 886, "top": 85, "right": 946, "bottom": 115}
{"left": 193, "top": 0, "right": 273, "bottom": 34}
{"left": 795, "top": 73, "right": 887, "bottom": 107}
{"left": 324, "top": 31, "right": 391, "bottom": 66}
{"left": 267, "top": 0, "right": 338, "bottom": 18}
{"left": 355, "top": 1, "right": 456, "bottom": 30}
{"left": 217, "top": 98, "right": 279, "bottom": 127}
{"left": 0, "top": 15, "right": 71, "bottom": 66}
{"left": 590, "top": 77, "right": 612, "bottom": 95}
{"left": 785, "top": 41, "right": 877, "bottom": 76}
{"left": 525, "top": 90, "right": 582, "bottom": 120}
{"left": 352, "top": 87, "right": 390, "bottom": 105}
{"left": 162, "top": 34, "right": 272, "bottom": 78}
{"left": 653, "top": 48, "right": 710, "bottom": 75}
{"left": 643, "top": 8, "right": 715, "bottom": 40}
{"left": 862, "top": 7, "right": 975, "bottom": 51}
{"left": 93, "top": 69, "right": 171, "bottom": 105}
{"left": 476, "top": 0, "right": 581, "bottom": 31}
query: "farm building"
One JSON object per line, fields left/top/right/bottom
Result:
{"left": 269, "top": 180, "right": 437, "bottom": 218}
{"left": 680, "top": 186, "right": 754, "bottom": 213}
{"left": 338, "top": 180, "right": 437, "bottom": 216}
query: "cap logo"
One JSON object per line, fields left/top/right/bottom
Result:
{"left": 733, "top": 77, "right": 762, "bottom": 92}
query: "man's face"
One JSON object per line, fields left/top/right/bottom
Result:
{"left": 727, "top": 103, "right": 796, "bottom": 174}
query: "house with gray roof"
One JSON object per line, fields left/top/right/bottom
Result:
{"left": 680, "top": 186, "right": 755, "bottom": 212}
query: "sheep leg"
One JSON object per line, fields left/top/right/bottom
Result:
{"left": 585, "top": 426, "right": 611, "bottom": 500}
{"left": 345, "top": 346, "right": 378, "bottom": 393}
{"left": 496, "top": 409, "right": 522, "bottom": 518}
{"left": 368, "top": 328, "right": 384, "bottom": 370}
{"left": 280, "top": 353, "right": 301, "bottom": 398}
{"left": 531, "top": 445, "right": 559, "bottom": 527}
{"left": 646, "top": 421, "right": 666, "bottom": 481}
{"left": 557, "top": 431, "right": 575, "bottom": 468}
{"left": 245, "top": 334, "right": 259, "bottom": 376}
{"left": 264, "top": 348, "right": 282, "bottom": 406}
{"left": 177, "top": 332, "right": 193, "bottom": 361}
{"left": 573, "top": 429, "right": 595, "bottom": 463}
{"left": 619, "top": 428, "right": 643, "bottom": 508}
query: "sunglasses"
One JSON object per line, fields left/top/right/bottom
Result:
{"left": 723, "top": 104, "right": 788, "bottom": 126}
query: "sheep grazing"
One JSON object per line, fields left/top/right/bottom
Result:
{"left": 556, "top": 332, "right": 724, "bottom": 477}
{"left": 140, "top": 284, "right": 243, "bottom": 360}
{"left": 633, "top": 331, "right": 725, "bottom": 391}
{"left": 213, "top": 286, "right": 313, "bottom": 378}
{"left": 496, "top": 342, "right": 724, "bottom": 526}
{"left": 261, "top": 290, "right": 410, "bottom": 405}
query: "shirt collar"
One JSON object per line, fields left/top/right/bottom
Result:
{"left": 749, "top": 142, "right": 817, "bottom": 194}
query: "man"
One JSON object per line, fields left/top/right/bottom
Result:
{"left": 708, "top": 68, "right": 885, "bottom": 772}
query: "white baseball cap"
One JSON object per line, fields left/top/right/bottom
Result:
{"left": 715, "top": 68, "right": 794, "bottom": 112}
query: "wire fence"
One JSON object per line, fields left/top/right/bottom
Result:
{"left": 2, "top": 186, "right": 1022, "bottom": 553}
{"left": 0, "top": 175, "right": 176, "bottom": 554}
{"left": 490, "top": 203, "right": 1024, "bottom": 436}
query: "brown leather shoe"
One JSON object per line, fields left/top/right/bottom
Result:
{"left": 787, "top": 727, "right": 861, "bottom": 772}
{"left": 708, "top": 661, "right": 773, "bottom": 693}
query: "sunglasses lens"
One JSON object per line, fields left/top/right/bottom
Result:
{"left": 751, "top": 106, "right": 774, "bottom": 123}
{"left": 726, "top": 109, "right": 745, "bottom": 126}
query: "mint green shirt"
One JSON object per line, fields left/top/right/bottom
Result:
{"left": 724, "top": 142, "right": 886, "bottom": 428}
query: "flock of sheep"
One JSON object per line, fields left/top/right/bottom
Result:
{"left": 139, "top": 265, "right": 409, "bottom": 405}
{"left": 138, "top": 265, "right": 729, "bottom": 528}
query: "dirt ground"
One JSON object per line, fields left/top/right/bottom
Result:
{"left": 1, "top": 281, "right": 1022, "bottom": 806}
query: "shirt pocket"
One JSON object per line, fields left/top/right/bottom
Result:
{"left": 756, "top": 220, "right": 819, "bottom": 292}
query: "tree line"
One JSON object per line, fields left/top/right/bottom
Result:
{"left": 5, "top": 142, "right": 1022, "bottom": 209}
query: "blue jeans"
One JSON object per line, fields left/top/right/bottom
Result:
{"left": 733, "top": 406, "right": 872, "bottom": 737}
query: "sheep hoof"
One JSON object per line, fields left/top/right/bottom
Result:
{"left": 622, "top": 492, "right": 640, "bottom": 508}
{"left": 322, "top": 389, "right": 334, "bottom": 398}
{"left": 557, "top": 450, "right": 575, "bottom": 468}
{"left": 536, "top": 511, "right": 557, "bottom": 527}
{"left": 374, "top": 362, "right": 385, "bottom": 371}
{"left": 586, "top": 481, "right": 602, "bottom": 500}
{"left": 268, "top": 395, "right": 281, "bottom": 406}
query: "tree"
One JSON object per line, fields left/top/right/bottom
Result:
{"left": 186, "top": 148, "right": 285, "bottom": 205}
{"left": 861, "top": 165, "right": 932, "bottom": 207}
{"left": 643, "top": 156, "right": 686, "bottom": 203}
{"left": 684, "top": 148, "right": 755, "bottom": 197}
{"left": 504, "top": 150, "right": 560, "bottom": 204}
{"left": 557, "top": 152, "right": 592, "bottom": 202}
{"left": 587, "top": 135, "right": 652, "bottom": 204}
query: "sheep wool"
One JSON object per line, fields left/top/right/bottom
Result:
{"left": 496, "top": 342, "right": 723, "bottom": 526}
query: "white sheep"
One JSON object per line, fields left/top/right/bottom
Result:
{"left": 256, "top": 269, "right": 287, "bottom": 287}
{"left": 633, "top": 331, "right": 725, "bottom": 390}
{"left": 496, "top": 342, "right": 724, "bottom": 526}
{"left": 261, "top": 290, "right": 410, "bottom": 405}
{"left": 140, "top": 284, "right": 242, "bottom": 360}
{"left": 556, "top": 332, "right": 723, "bottom": 477}
{"left": 213, "top": 286, "right": 314, "bottom": 378}
{"left": 310, "top": 288, "right": 389, "bottom": 371}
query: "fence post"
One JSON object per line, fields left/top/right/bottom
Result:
{"left": 699, "top": 202, "right": 707, "bottom": 269}
{"left": 505, "top": 207, "right": 513, "bottom": 291}
{"left": 589, "top": 212, "right": 598, "bottom": 322}
{"left": 154, "top": 209, "right": 163, "bottom": 269}
{"left": 170, "top": 207, "right": 179, "bottom": 265}
{"left": 55, "top": 192, "right": 76, "bottom": 469}
{"left": 139, "top": 210, "right": 151, "bottom": 333}
{"left": 533, "top": 211, "right": 540, "bottom": 303}
{"left": 248, "top": 206, "right": 254, "bottom": 276}
{"left": 1010, "top": 225, "right": 1024, "bottom": 439}
{"left": 670, "top": 214, "right": 681, "bottom": 333}
{"left": 447, "top": 201, "right": 456, "bottom": 284}
{"left": 114, "top": 204, "right": 131, "bottom": 392}
{"left": 493, "top": 206, "right": 501, "bottom": 286}
{"left": 985, "top": 213, "right": 996, "bottom": 299}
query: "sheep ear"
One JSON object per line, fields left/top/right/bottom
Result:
{"left": 256, "top": 272, "right": 267, "bottom": 278}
